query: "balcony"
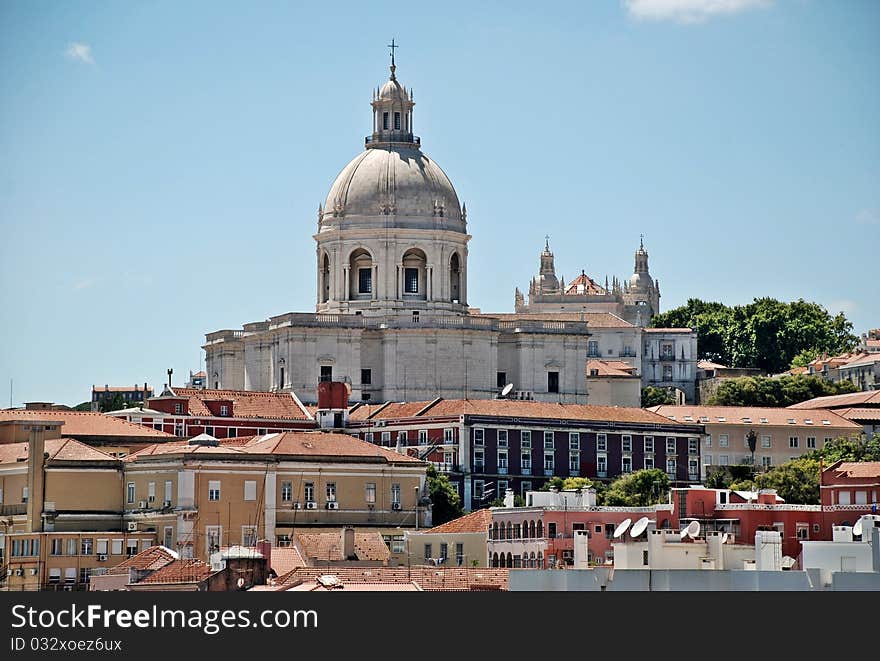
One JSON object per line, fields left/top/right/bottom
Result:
{"left": 521, "top": 467, "right": 532, "bottom": 475}
{"left": 365, "top": 134, "right": 420, "bottom": 146}
{"left": 498, "top": 467, "right": 508, "bottom": 475}
{"left": 431, "top": 462, "right": 459, "bottom": 472}
{"left": 543, "top": 468, "right": 554, "bottom": 476}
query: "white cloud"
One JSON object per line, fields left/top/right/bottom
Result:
{"left": 624, "top": 0, "right": 772, "bottom": 24}
{"left": 65, "top": 42, "right": 94, "bottom": 64}
{"left": 856, "top": 209, "right": 880, "bottom": 226}
{"left": 828, "top": 299, "right": 858, "bottom": 317}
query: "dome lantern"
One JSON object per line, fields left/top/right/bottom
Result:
{"left": 367, "top": 39, "right": 418, "bottom": 149}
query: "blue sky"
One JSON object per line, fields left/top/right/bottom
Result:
{"left": 1, "top": 0, "right": 878, "bottom": 407}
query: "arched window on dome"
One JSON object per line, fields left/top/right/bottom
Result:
{"left": 449, "top": 252, "right": 461, "bottom": 303}
{"left": 402, "top": 248, "right": 427, "bottom": 301}
{"left": 349, "top": 249, "right": 373, "bottom": 299}
{"left": 320, "top": 253, "right": 330, "bottom": 304}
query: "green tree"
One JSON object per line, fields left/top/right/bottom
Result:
{"left": 807, "top": 433, "right": 880, "bottom": 463}
{"left": 641, "top": 386, "right": 676, "bottom": 407}
{"left": 73, "top": 401, "right": 92, "bottom": 412}
{"left": 754, "top": 457, "right": 821, "bottom": 504}
{"left": 98, "top": 393, "right": 128, "bottom": 412}
{"left": 426, "top": 464, "right": 464, "bottom": 526}
{"left": 489, "top": 494, "right": 526, "bottom": 507}
{"left": 790, "top": 348, "right": 820, "bottom": 369}
{"left": 602, "top": 469, "right": 670, "bottom": 507}
{"left": 651, "top": 297, "right": 858, "bottom": 373}
{"left": 707, "top": 374, "right": 857, "bottom": 407}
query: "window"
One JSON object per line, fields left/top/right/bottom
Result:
{"left": 220, "top": 405, "right": 229, "bottom": 417}
{"left": 547, "top": 371, "right": 559, "bottom": 393}
{"left": 382, "top": 111, "right": 389, "bottom": 130}
{"left": 521, "top": 481, "right": 532, "bottom": 496}
{"left": 807, "top": 437, "right": 816, "bottom": 449}
{"left": 51, "top": 538, "right": 63, "bottom": 556}
{"left": 111, "top": 539, "right": 123, "bottom": 555}
{"left": 666, "top": 438, "right": 677, "bottom": 454}
{"left": 244, "top": 480, "right": 257, "bottom": 501}
{"left": 358, "top": 268, "right": 372, "bottom": 294}
{"left": 208, "top": 480, "right": 221, "bottom": 501}
{"left": 81, "top": 538, "right": 93, "bottom": 555}
{"left": 761, "top": 435, "right": 771, "bottom": 448}
{"left": 569, "top": 432, "right": 580, "bottom": 450}
{"left": 719, "top": 455, "right": 729, "bottom": 465}
{"left": 424, "top": 544, "right": 433, "bottom": 561}
{"left": 762, "top": 456, "right": 772, "bottom": 468}
{"left": 241, "top": 526, "right": 257, "bottom": 547}
{"left": 644, "top": 436, "right": 654, "bottom": 453}
{"left": 279, "top": 481, "right": 292, "bottom": 502}
{"left": 622, "top": 435, "right": 632, "bottom": 452}
{"left": 688, "top": 438, "right": 698, "bottom": 455}
{"left": 544, "top": 432, "right": 554, "bottom": 450}
{"left": 666, "top": 458, "right": 676, "bottom": 476}
{"left": 719, "top": 434, "right": 729, "bottom": 448}
{"left": 498, "top": 429, "right": 508, "bottom": 447}
{"left": 381, "top": 431, "right": 391, "bottom": 444}
{"left": 365, "top": 482, "right": 376, "bottom": 504}
{"left": 304, "top": 482, "right": 315, "bottom": 503}
{"left": 404, "top": 268, "right": 419, "bottom": 293}
{"left": 48, "top": 568, "right": 61, "bottom": 584}
{"left": 474, "top": 428, "right": 484, "bottom": 446}
{"left": 688, "top": 458, "right": 699, "bottom": 476}
{"left": 126, "top": 539, "right": 138, "bottom": 557}
{"left": 662, "top": 365, "right": 673, "bottom": 381}
{"left": 397, "top": 430, "right": 407, "bottom": 443}
{"left": 498, "top": 480, "right": 509, "bottom": 498}
{"left": 796, "top": 524, "right": 809, "bottom": 541}
{"left": 521, "top": 430, "right": 531, "bottom": 449}
{"left": 320, "top": 365, "right": 333, "bottom": 382}
{"left": 473, "top": 449, "right": 484, "bottom": 470}
{"left": 622, "top": 456, "right": 632, "bottom": 473}
{"left": 473, "top": 480, "right": 484, "bottom": 501}
{"left": 175, "top": 423, "right": 185, "bottom": 437}
{"left": 444, "top": 428, "right": 455, "bottom": 443}
{"left": 703, "top": 454, "right": 712, "bottom": 465}
{"left": 597, "top": 454, "right": 607, "bottom": 475}
{"left": 521, "top": 453, "right": 532, "bottom": 471}
{"left": 206, "top": 526, "right": 222, "bottom": 553}
{"left": 326, "top": 483, "right": 336, "bottom": 502}
{"left": 597, "top": 434, "right": 607, "bottom": 452}
{"left": 391, "top": 483, "right": 401, "bottom": 505}
{"left": 456, "top": 543, "right": 464, "bottom": 566}
{"left": 588, "top": 341, "right": 599, "bottom": 357}
{"left": 498, "top": 450, "right": 508, "bottom": 472}
{"left": 66, "top": 538, "right": 77, "bottom": 556}
{"left": 227, "top": 427, "right": 237, "bottom": 438}
{"left": 705, "top": 435, "right": 712, "bottom": 447}
{"left": 79, "top": 567, "right": 92, "bottom": 585}
{"left": 22, "top": 485, "right": 29, "bottom": 502}
{"left": 174, "top": 403, "right": 183, "bottom": 415}
{"left": 364, "top": 432, "right": 374, "bottom": 443}
{"left": 148, "top": 482, "right": 155, "bottom": 502}
{"left": 164, "top": 527, "right": 174, "bottom": 548}
{"left": 418, "top": 429, "right": 428, "bottom": 445}
{"left": 567, "top": 452, "right": 579, "bottom": 473}
{"left": 127, "top": 483, "right": 135, "bottom": 504}
{"left": 497, "top": 372, "right": 507, "bottom": 388}
{"left": 661, "top": 342, "right": 674, "bottom": 359}
{"left": 789, "top": 436, "right": 799, "bottom": 448}
{"left": 548, "top": 522, "right": 557, "bottom": 538}
{"left": 361, "top": 368, "right": 372, "bottom": 385}
{"left": 644, "top": 455, "right": 654, "bottom": 470}
{"left": 543, "top": 453, "right": 554, "bottom": 473}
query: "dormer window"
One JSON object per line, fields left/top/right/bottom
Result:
{"left": 220, "top": 405, "right": 229, "bottom": 417}
{"left": 394, "top": 112, "right": 401, "bottom": 130}
{"left": 174, "top": 403, "right": 182, "bottom": 415}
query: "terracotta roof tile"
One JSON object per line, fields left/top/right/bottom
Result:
{"left": 428, "top": 508, "right": 492, "bottom": 534}
{"left": 564, "top": 272, "right": 607, "bottom": 296}
{"left": 825, "top": 462, "right": 880, "bottom": 480}
{"left": 0, "top": 410, "right": 174, "bottom": 438}
{"left": 697, "top": 360, "right": 729, "bottom": 370}
{"left": 286, "top": 581, "right": 421, "bottom": 591}
{"left": 788, "top": 391, "right": 880, "bottom": 409}
{"left": 0, "top": 438, "right": 118, "bottom": 465}
{"left": 295, "top": 530, "right": 390, "bottom": 563}
{"left": 836, "top": 408, "right": 880, "bottom": 422}
{"left": 277, "top": 566, "right": 508, "bottom": 591}
{"left": 107, "top": 546, "right": 177, "bottom": 575}
{"left": 586, "top": 360, "right": 638, "bottom": 378}
{"left": 138, "top": 559, "right": 217, "bottom": 584}
{"left": 162, "top": 388, "right": 310, "bottom": 420}
{"left": 412, "top": 399, "right": 677, "bottom": 425}
{"left": 268, "top": 547, "right": 307, "bottom": 576}
{"left": 649, "top": 405, "right": 861, "bottom": 429}
{"left": 242, "top": 431, "right": 422, "bottom": 463}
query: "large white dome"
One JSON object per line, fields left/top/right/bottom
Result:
{"left": 320, "top": 145, "right": 464, "bottom": 232}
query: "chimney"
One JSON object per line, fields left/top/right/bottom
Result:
{"left": 256, "top": 539, "right": 272, "bottom": 570}
{"left": 342, "top": 526, "right": 356, "bottom": 560}
{"left": 26, "top": 423, "right": 47, "bottom": 533}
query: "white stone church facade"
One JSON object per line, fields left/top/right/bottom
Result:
{"left": 203, "top": 58, "right": 697, "bottom": 405}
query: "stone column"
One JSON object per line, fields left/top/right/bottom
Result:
{"left": 341, "top": 265, "right": 350, "bottom": 301}
{"left": 372, "top": 265, "right": 378, "bottom": 300}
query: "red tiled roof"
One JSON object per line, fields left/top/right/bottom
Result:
{"left": 428, "top": 508, "right": 492, "bottom": 534}
{"left": 107, "top": 546, "right": 176, "bottom": 575}
{"left": 836, "top": 408, "right": 880, "bottom": 422}
{"left": 649, "top": 405, "right": 861, "bottom": 429}
{"left": 586, "top": 360, "right": 638, "bottom": 378}
{"left": 0, "top": 410, "right": 174, "bottom": 438}
{"left": 564, "top": 272, "right": 607, "bottom": 296}
{"left": 824, "top": 462, "right": 880, "bottom": 480}
{"left": 287, "top": 581, "right": 421, "bottom": 591}
{"left": 347, "top": 402, "right": 392, "bottom": 421}
{"left": 243, "top": 431, "right": 422, "bottom": 463}
{"left": 788, "top": 391, "right": 880, "bottom": 410}
{"left": 697, "top": 360, "right": 729, "bottom": 370}
{"left": 408, "top": 399, "right": 678, "bottom": 425}
{"left": 295, "top": 530, "right": 390, "bottom": 562}
{"left": 161, "top": 388, "right": 311, "bottom": 420}
{"left": 125, "top": 441, "right": 247, "bottom": 461}
{"left": 268, "top": 547, "right": 306, "bottom": 576}
{"left": 138, "top": 559, "right": 217, "bottom": 584}
{"left": 0, "top": 438, "right": 118, "bottom": 465}
{"left": 276, "top": 566, "right": 509, "bottom": 591}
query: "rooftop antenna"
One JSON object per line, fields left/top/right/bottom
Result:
{"left": 612, "top": 518, "right": 632, "bottom": 540}
{"left": 167, "top": 368, "right": 173, "bottom": 389}
{"left": 630, "top": 516, "right": 650, "bottom": 539}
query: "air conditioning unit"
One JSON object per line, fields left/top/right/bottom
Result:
{"left": 15, "top": 569, "right": 23, "bottom": 576}
{"left": 127, "top": 522, "right": 138, "bottom": 532}
{"left": 326, "top": 502, "right": 339, "bottom": 510}
{"left": 392, "top": 503, "right": 401, "bottom": 511}
{"left": 305, "top": 501, "right": 317, "bottom": 510}
{"left": 293, "top": 502, "right": 302, "bottom": 510}
{"left": 29, "top": 568, "right": 38, "bottom": 575}
{"left": 137, "top": 500, "right": 147, "bottom": 509}
{"left": 97, "top": 554, "right": 108, "bottom": 562}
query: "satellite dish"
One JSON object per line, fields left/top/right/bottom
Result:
{"left": 686, "top": 521, "right": 701, "bottom": 539}
{"left": 781, "top": 556, "right": 796, "bottom": 569}
{"left": 613, "top": 518, "right": 632, "bottom": 539}
{"left": 679, "top": 527, "right": 690, "bottom": 540}
{"left": 500, "top": 383, "right": 514, "bottom": 398}
{"left": 630, "top": 516, "right": 650, "bottom": 538}
{"left": 720, "top": 532, "right": 729, "bottom": 544}
{"left": 853, "top": 519, "right": 863, "bottom": 537}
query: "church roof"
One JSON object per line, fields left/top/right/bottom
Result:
{"left": 586, "top": 360, "right": 639, "bottom": 378}
{"left": 564, "top": 272, "right": 608, "bottom": 296}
